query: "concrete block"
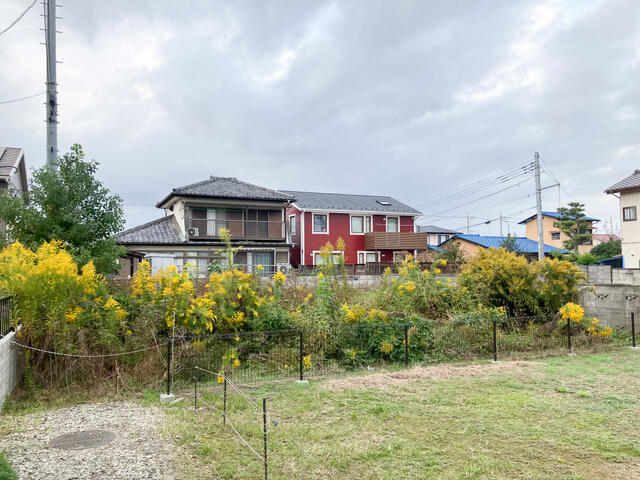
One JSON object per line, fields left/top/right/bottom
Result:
{"left": 160, "top": 393, "right": 176, "bottom": 404}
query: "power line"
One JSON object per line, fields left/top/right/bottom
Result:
{"left": 0, "top": 0, "right": 38, "bottom": 37}
{"left": 0, "top": 90, "right": 45, "bottom": 105}
{"left": 414, "top": 162, "right": 534, "bottom": 210}
{"left": 452, "top": 205, "right": 537, "bottom": 232}
{"left": 423, "top": 176, "right": 534, "bottom": 219}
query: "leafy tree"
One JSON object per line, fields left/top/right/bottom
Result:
{"left": 553, "top": 202, "right": 593, "bottom": 254}
{"left": 590, "top": 239, "right": 621, "bottom": 259}
{"left": 0, "top": 144, "right": 125, "bottom": 273}
{"left": 436, "top": 241, "right": 467, "bottom": 266}
{"left": 575, "top": 253, "right": 599, "bottom": 265}
{"left": 500, "top": 233, "right": 520, "bottom": 253}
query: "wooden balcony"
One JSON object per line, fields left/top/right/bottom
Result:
{"left": 187, "top": 218, "right": 286, "bottom": 241}
{"left": 363, "top": 232, "right": 428, "bottom": 250}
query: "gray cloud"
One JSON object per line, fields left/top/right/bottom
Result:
{"left": 0, "top": 0, "right": 638, "bottom": 233}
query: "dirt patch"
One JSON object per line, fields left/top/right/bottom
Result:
{"left": 322, "top": 360, "right": 541, "bottom": 391}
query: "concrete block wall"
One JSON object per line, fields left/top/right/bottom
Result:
{"left": 0, "top": 330, "right": 22, "bottom": 410}
{"left": 579, "top": 284, "right": 639, "bottom": 330}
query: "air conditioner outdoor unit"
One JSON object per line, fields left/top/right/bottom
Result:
{"left": 276, "top": 263, "right": 290, "bottom": 274}
{"left": 188, "top": 227, "right": 199, "bottom": 237}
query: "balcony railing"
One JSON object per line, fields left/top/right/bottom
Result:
{"left": 363, "top": 232, "right": 428, "bottom": 250}
{"left": 187, "top": 218, "right": 286, "bottom": 241}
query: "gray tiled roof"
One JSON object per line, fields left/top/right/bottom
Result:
{"left": 416, "top": 225, "right": 461, "bottom": 234}
{"left": 0, "top": 147, "right": 22, "bottom": 173}
{"left": 114, "top": 216, "right": 184, "bottom": 244}
{"left": 281, "top": 190, "right": 421, "bottom": 215}
{"left": 157, "top": 176, "right": 294, "bottom": 207}
{"left": 605, "top": 170, "right": 640, "bottom": 194}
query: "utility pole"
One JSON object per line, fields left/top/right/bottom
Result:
{"left": 499, "top": 212, "right": 503, "bottom": 236}
{"left": 44, "top": 0, "right": 58, "bottom": 168}
{"left": 534, "top": 152, "right": 544, "bottom": 261}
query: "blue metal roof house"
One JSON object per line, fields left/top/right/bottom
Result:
{"left": 440, "top": 234, "right": 567, "bottom": 260}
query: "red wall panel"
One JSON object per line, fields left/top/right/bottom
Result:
{"left": 286, "top": 207, "right": 416, "bottom": 266}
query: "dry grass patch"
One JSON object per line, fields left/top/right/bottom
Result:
{"left": 322, "top": 360, "right": 541, "bottom": 391}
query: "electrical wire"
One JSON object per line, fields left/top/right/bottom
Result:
{"left": 0, "top": 0, "right": 37, "bottom": 37}
{"left": 423, "top": 176, "right": 534, "bottom": 219}
{"left": 413, "top": 162, "right": 534, "bottom": 209}
{"left": 0, "top": 90, "right": 45, "bottom": 105}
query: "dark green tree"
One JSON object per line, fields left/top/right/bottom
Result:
{"left": 0, "top": 144, "right": 125, "bottom": 273}
{"left": 436, "top": 240, "right": 467, "bottom": 266}
{"left": 553, "top": 202, "right": 593, "bottom": 254}
{"left": 590, "top": 239, "right": 621, "bottom": 259}
{"left": 500, "top": 233, "right": 520, "bottom": 253}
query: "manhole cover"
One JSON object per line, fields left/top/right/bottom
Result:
{"left": 49, "top": 429, "right": 116, "bottom": 450}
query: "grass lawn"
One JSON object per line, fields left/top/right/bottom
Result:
{"left": 162, "top": 348, "right": 640, "bottom": 480}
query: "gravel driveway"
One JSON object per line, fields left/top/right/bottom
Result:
{"left": 1, "top": 402, "right": 175, "bottom": 479}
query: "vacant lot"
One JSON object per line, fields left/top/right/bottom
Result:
{"left": 165, "top": 349, "right": 640, "bottom": 479}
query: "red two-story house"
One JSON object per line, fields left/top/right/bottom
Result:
{"left": 281, "top": 190, "right": 425, "bottom": 266}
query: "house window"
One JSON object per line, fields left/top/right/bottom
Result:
{"left": 393, "top": 252, "right": 406, "bottom": 262}
{"left": 365, "top": 216, "right": 372, "bottom": 233}
{"left": 357, "top": 251, "right": 379, "bottom": 264}
{"left": 623, "top": 206, "right": 637, "bottom": 221}
{"left": 437, "top": 234, "right": 450, "bottom": 244}
{"left": 551, "top": 232, "right": 561, "bottom": 240}
{"left": 351, "top": 215, "right": 364, "bottom": 234}
{"left": 289, "top": 215, "right": 296, "bottom": 235}
{"left": 387, "top": 217, "right": 399, "bottom": 232}
{"left": 313, "top": 214, "right": 328, "bottom": 233}
{"left": 314, "top": 251, "right": 342, "bottom": 265}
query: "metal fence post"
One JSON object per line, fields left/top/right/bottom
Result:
{"left": 223, "top": 376, "right": 227, "bottom": 425}
{"left": 166, "top": 336, "right": 173, "bottom": 395}
{"left": 299, "top": 330, "right": 304, "bottom": 381}
{"left": 263, "top": 397, "right": 268, "bottom": 480}
{"left": 632, "top": 312, "right": 637, "bottom": 348}
{"left": 492, "top": 318, "right": 498, "bottom": 362}
{"left": 404, "top": 325, "right": 409, "bottom": 367}
{"left": 567, "top": 318, "right": 573, "bottom": 355}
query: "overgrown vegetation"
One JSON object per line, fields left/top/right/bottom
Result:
{"left": 0, "top": 233, "right": 610, "bottom": 396}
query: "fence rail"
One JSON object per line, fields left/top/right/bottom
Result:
{"left": 0, "top": 296, "right": 11, "bottom": 337}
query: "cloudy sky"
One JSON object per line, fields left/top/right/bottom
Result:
{"left": 1, "top": 0, "right": 638, "bottom": 234}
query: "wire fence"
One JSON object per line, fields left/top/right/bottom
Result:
{"left": 167, "top": 314, "right": 633, "bottom": 393}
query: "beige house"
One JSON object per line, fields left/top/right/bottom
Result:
{"left": 114, "top": 177, "right": 294, "bottom": 276}
{"left": 605, "top": 170, "right": 640, "bottom": 268}
{"left": 518, "top": 211, "right": 598, "bottom": 254}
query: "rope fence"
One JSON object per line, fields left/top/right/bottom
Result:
{"left": 10, "top": 340, "right": 170, "bottom": 358}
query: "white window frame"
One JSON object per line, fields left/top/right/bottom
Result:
{"left": 311, "top": 250, "right": 343, "bottom": 265}
{"left": 386, "top": 216, "right": 400, "bottom": 233}
{"left": 289, "top": 214, "right": 296, "bottom": 236}
{"left": 350, "top": 214, "right": 372, "bottom": 235}
{"left": 357, "top": 250, "right": 380, "bottom": 264}
{"left": 393, "top": 251, "right": 406, "bottom": 263}
{"left": 437, "top": 234, "right": 450, "bottom": 244}
{"left": 312, "top": 213, "right": 329, "bottom": 234}
{"left": 623, "top": 206, "right": 637, "bottom": 222}
{"left": 550, "top": 231, "right": 561, "bottom": 240}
